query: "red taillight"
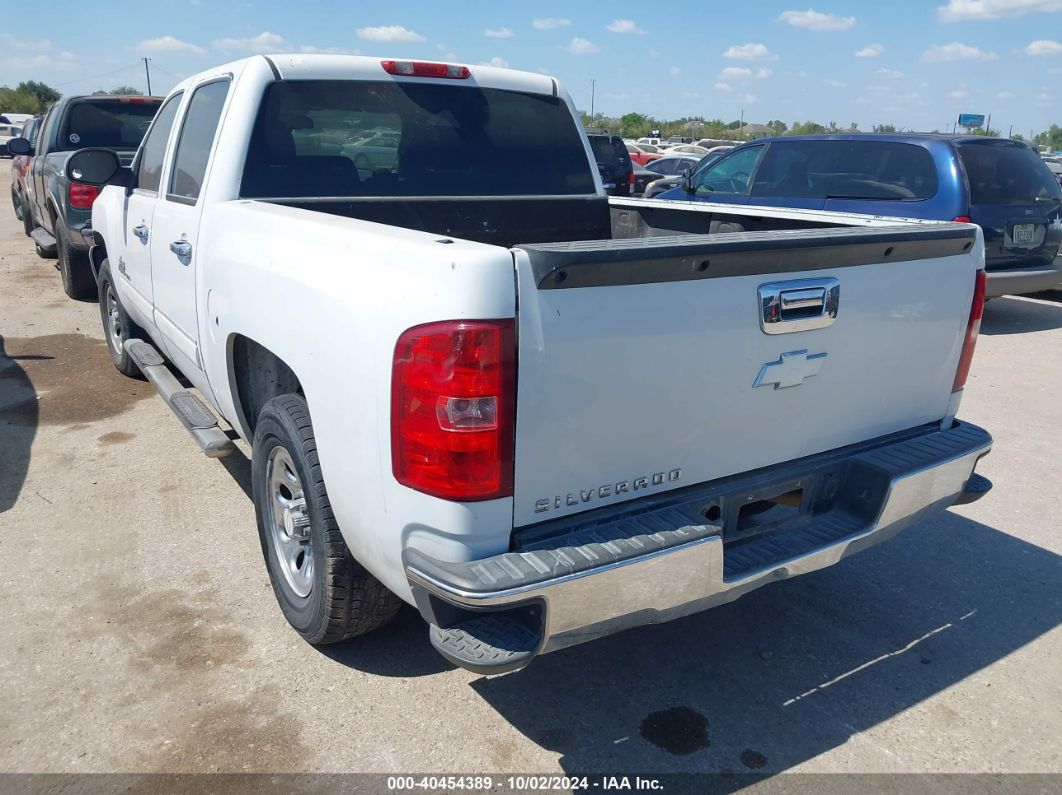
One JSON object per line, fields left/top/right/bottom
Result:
{"left": 953, "top": 269, "right": 986, "bottom": 392}
{"left": 381, "top": 60, "right": 471, "bottom": 79}
{"left": 953, "top": 215, "right": 972, "bottom": 224}
{"left": 69, "top": 182, "right": 100, "bottom": 209}
{"left": 391, "top": 319, "right": 515, "bottom": 501}
{"left": 629, "top": 170, "right": 636, "bottom": 193}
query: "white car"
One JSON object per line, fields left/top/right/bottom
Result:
{"left": 0, "top": 124, "right": 21, "bottom": 158}
{"left": 76, "top": 53, "right": 992, "bottom": 674}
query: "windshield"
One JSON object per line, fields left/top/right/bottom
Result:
{"left": 241, "top": 80, "right": 596, "bottom": 198}
{"left": 57, "top": 99, "right": 161, "bottom": 152}
{"left": 959, "top": 142, "right": 1062, "bottom": 205}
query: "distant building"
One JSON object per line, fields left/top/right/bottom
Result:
{"left": 739, "top": 123, "right": 774, "bottom": 138}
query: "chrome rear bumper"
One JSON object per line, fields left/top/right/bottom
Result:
{"left": 405, "top": 421, "right": 992, "bottom": 674}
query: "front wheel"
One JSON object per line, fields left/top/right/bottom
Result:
{"left": 98, "top": 259, "right": 145, "bottom": 378}
{"left": 252, "top": 395, "right": 401, "bottom": 644}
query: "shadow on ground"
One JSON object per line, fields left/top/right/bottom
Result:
{"left": 981, "top": 292, "right": 1062, "bottom": 335}
{"left": 466, "top": 511, "right": 1061, "bottom": 777}
{"left": 0, "top": 334, "right": 39, "bottom": 513}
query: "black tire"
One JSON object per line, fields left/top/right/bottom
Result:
{"left": 97, "top": 259, "right": 145, "bottom": 379}
{"left": 252, "top": 394, "right": 401, "bottom": 644}
{"left": 55, "top": 217, "right": 95, "bottom": 300}
{"left": 11, "top": 185, "right": 21, "bottom": 220}
{"left": 21, "top": 195, "right": 34, "bottom": 237}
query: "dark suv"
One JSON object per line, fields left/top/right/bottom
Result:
{"left": 8, "top": 94, "right": 162, "bottom": 298}
{"left": 658, "top": 134, "right": 1062, "bottom": 297}
{"left": 586, "top": 130, "right": 634, "bottom": 196}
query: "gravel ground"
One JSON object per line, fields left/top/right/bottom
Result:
{"left": 1, "top": 166, "right": 1060, "bottom": 780}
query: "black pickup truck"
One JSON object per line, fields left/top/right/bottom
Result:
{"left": 8, "top": 94, "right": 161, "bottom": 298}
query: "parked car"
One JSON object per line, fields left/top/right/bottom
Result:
{"left": 631, "top": 162, "right": 658, "bottom": 196}
{"left": 1044, "top": 159, "right": 1062, "bottom": 188}
{"left": 7, "top": 94, "right": 162, "bottom": 298}
{"left": 9, "top": 115, "right": 41, "bottom": 236}
{"left": 658, "top": 134, "right": 1062, "bottom": 297}
{"left": 666, "top": 144, "right": 710, "bottom": 157}
{"left": 74, "top": 54, "right": 990, "bottom": 674}
{"left": 644, "top": 154, "right": 701, "bottom": 177}
{"left": 636, "top": 136, "right": 663, "bottom": 147}
{"left": 587, "top": 130, "right": 635, "bottom": 196}
{"left": 626, "top": 143, "right": 662, "bottom": 167}
{"left": 0, "top": 123, "right": 21, "bottom": 157}
{"left": 694, "top": 138, "right": 735, "bottom": 150}
{"left": 643, "top": 149, "right": 730, "bottom": 199}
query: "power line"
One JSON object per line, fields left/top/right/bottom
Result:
{"left": 53, "top": 62, "right": 142, "bottom": 88}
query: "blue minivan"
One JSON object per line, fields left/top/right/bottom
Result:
{"left": 657, "top": 134, "right": 1062, "bottom": 296}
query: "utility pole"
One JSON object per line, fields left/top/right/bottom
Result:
{"left": 589, "top": 79, "right": 595, "bottom": 127}
{"left": 985, "top": 112, "right": 991, "bottom": 135}
{"left": 142, "top": 58, "right": 152, "bottom": 95}
{"left": 1008, "top": 124, "right": 1013, "bottom": 139}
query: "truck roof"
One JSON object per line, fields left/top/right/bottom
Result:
{"left": 203, "top": 54, "right": 559, "bottom": 98}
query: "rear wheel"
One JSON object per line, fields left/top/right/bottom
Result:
{"left": 98, "top": 259, "right": 145, "bottom": 378}
{"left": 55, "top": 217, "right": 95, "bottom": 300}
{"left": 11, "top": 185, "right": 21, "bottom": 220}
{"left": 252, "top": 394, "right": 401, "bottom": 644}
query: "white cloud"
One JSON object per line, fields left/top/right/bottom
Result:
{"left": 355, "top": 25, "right": 426, "bottom": 43}
{"left": 566, "top": 37, "right": 599, "bottom": 55}
{"left": 744, "top": 93, "right": 760, "bottom": 104}
{"left": 213, "top": 31, "right": 288, "bottom": 53}
{"left": 299, "top": 45, "right": 359, "bottom": 55}
{"left": 755, "top": 67, "right": 773, "bottom": 78}
{"left": 137, "top": 36, "right": 205, "bottom": 55}
{"left": 606, "top": 19, "right": 647, "bottom": 34}
{"left": 947, "top": 88, "right": 971, "bottom": 99}
{"left": 723, "top": 42, "right": 778, "bottom": 61}
{"left": 533, "top": 18, "right": 571, "bottom": 30}
{"left": 715, "top": 82, "right": 733, "bottom": 92}
{"left": 1036, "top": 91, "right": 1053, "bottom": 105}
{"left": 921, "top": 42, "right": 999, "bottom": 61}
{"left": 823, "top": 78, "right": 847, "bottom": 87}
{"left": 482, "top": 56, "right": 509, "bottom": 68}
{"left": 719, "top": 66, "right": 752, "bottom": 80}
{"left": 648, "top": 49, "right": 661, "bottom": 58}
{"left": 484, "top": 27, "right": 514, "bottom": 39}
{"left": 855, "top": 43, "right": 885, "bottom": 57}
{"left": 669, "top": 66, "right": 682, "bottom": 76}
{"left": 877, "top": 68, "right": 905, "bottom": 78}
{"left": 997, "top": 90, "right": 1015, "bottom": 98}
{"left": 938, "top": 0, "right": 1062, "bottom": 22}
{"left": 1026, "top": 39, "right": 1062, "bottom": 55}
{"left": 778, "top": 9, "right": 857, "bottom": 31}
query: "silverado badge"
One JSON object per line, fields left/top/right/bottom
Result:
{"left": 754, "top": 349, "right": 827, "bottom": 389}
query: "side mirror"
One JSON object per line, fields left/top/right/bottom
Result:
{"left": 7, "top": 137, "right": 32, "bottom": 157}
{"left": 682, "top": 172, "right": 695, "bottom": 193}
{"left": 66, "top": 148, "right": 132, "bottom": 190}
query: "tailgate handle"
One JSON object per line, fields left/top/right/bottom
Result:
{"left": 759, "top": 277, "right": 840, "bottom": 335}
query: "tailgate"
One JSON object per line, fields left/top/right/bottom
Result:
{"left": 510, "top": 223, "right": 980, "bottom": 527}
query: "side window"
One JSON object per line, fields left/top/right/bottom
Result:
{"left": 695, "top": 145, "right": 764, "bottom": 195}
{"left": 168, "top": 80, "right": 230, "bottom": 203}
{"left": 135, "top": 93, "right": 183, "bottom": 194}
{"left": 37, "top": 108, "right": 57, "bottom": 152}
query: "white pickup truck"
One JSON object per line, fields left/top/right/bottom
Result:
{"left": 71, "top": 55, "right": 993, "bottom": 674}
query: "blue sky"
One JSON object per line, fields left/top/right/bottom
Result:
{"left": 2, "top": 0, "right": 1060, "bottom": 135}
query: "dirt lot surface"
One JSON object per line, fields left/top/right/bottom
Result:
{"left": 1, "top": 166, "right": 1060, "bottom": 778}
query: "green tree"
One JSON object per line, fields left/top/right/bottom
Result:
{"left": 1010, "top": 132, "right": 1025, "bottom": 142}
{"left": 790, "top": 120, "right": 827, "bottom": 135}
{"left": 767, "top": 119, "right": 788, "bottom": 135}
{"left": 16, "top": 80, "right": 60, "bottom": 107}
{"left": 110, "top": 85, "right": 143, "bottom": 96}
{"left": 872, "top": 123, "right": 897, "bottom": 133}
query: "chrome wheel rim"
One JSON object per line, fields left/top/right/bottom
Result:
{"left": 266, "top": 446, "right": 314, "bottom": 598}
{"left": 104, "top": 283, "right": 124, "bottom": 352}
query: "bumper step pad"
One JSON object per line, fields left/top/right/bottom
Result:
{"left": 429, "top": 615, "right": 540, "bottom": 675}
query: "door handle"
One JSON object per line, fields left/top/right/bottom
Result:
{"left": 170, "top": 240, "right": 192, "bottom": 258}
{"left": 133, "top": 224, "right": 149, "bottom": 241}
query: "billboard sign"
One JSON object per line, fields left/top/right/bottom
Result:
{"left": 958, "top": 113, "right": 986, "bottom": 128}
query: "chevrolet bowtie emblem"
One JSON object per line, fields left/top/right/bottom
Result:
{"left": 753, "top": 349, "right": 828, "bottom": 389}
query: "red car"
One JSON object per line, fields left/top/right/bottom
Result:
{"left": 626, "top": 142, "right": 663, "bottom": 166}
{"left": 9, "top": 115, "right": 40, "bottom": 237}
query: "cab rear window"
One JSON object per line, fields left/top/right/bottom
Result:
{"left": 57, "top": 99, "right": 161, "bottom": 152}
{"left": 751, "top": 140, "right": 939, "bottom": 200}
{"left": 958, "top": 142, "right": 1062, "bottom": 206}
{"left": 241, "top": 80, "right": 596, "bottom": 198}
